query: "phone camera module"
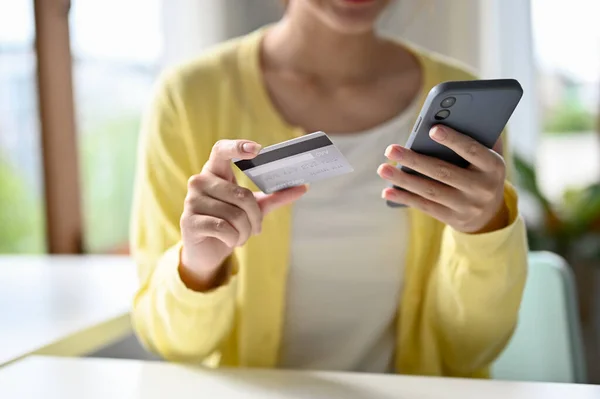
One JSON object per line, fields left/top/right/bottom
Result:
{"left": 440, "top": 97, "right": 456, "bottom": 108}
{"left": 434, "top": 109, "right": 450, "bottom": 120}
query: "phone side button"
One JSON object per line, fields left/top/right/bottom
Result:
{"left": 413, "top": 116, "right": 422, "bottom": 132}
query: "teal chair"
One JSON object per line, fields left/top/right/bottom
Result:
{"left": 492, "top": 251, "right": 586, "bottom": 383}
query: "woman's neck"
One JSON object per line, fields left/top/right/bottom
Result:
{"left": 262, "top": 9, "right": 388, "bottom": 82}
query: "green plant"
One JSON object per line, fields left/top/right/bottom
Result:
{"left": 543, "top": 103, "right": 596, "bottom": 134}
{"left": 0, "top": 157, "right": 45, "bottom": 253}
{"left": 514, "top": 155, "right": 600, "bottom": 263}
{"left": 80, "top": 115, "right": 140, "bottom": 253}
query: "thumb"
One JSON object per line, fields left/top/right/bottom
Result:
{"left": 255, "top": 185, "right": 309, "bottom": 215}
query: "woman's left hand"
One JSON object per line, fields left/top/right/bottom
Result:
{"left": 378, "top": 125, "right": 508, "bottom": 234}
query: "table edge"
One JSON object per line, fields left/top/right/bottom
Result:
{"left": 0, "top": 312, "right": 132, "bottom": 368}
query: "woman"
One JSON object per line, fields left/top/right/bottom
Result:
{"left": 131, "top": 0, "right": 527, "bottom": 377}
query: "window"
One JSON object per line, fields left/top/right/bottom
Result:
{"left": 532, "top": 0, "right": 600, "bottom": 201}
{"left": 70, "top": 0, "right": 163, "bottom": 253}
{"left": 0, "top": 0, "right": 46, "bottom": 253}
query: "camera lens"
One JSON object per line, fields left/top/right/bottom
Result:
{"left": 435, "top": 109, "right": 450, "bottom": 120}
{"left": 440, "top": 97, "right": 456, "bottom": 108}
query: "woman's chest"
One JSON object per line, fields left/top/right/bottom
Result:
{"left": 289, "top": 122, "right": 414, "bottom": 280}
{"left": 290, "top": 183, "right": 409, "bottom": 283}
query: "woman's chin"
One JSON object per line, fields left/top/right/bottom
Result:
{"left": 339, "top": 0, "right": 379, "bottom": 5}
{"left": 327, "top": 0, "right": 389, "bottom": 33}
{"left": 334, "top": 0, "right": 390, "bottom": 11}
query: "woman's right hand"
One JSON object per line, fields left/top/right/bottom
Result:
{"left": 179, "top": 139, "right": 308, "bottom": 291}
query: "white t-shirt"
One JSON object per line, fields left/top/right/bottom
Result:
{"left": 279, "top": 102, "right": 418, "bottom": 372}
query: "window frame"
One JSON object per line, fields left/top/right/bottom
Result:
{"left": 34, "top": 0, "right": 82, "bottom": 254}
{"left": 479, "top": 0, "right": 540, "bottom": 163}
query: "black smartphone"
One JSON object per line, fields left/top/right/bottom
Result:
{"left": 387, "top": 78, "right": 523, "bottom": 208}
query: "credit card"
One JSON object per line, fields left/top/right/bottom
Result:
{"left": 233, "top": 131, "right": 354, "bottom": 194}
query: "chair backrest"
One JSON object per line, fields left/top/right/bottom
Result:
{"left": 492, "top": 251, "right": 586, "bottom": 383}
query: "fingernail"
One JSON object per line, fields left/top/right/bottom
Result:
{"left": 382, "top": 188, "right": 396, "bottom": 200}
{"left": 242, "top": 142, "right": 261, "bottom": 154}
{"left": 430, "top": 126, "right": 447, "bottom": 141}
{"left": 385, "top": 145, "right": 403, "bottom": 160}
{"left": 380, "top": 165, "right": 393, "bottom": 179}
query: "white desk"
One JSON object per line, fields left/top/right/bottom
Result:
{"left": 0, "top": 356, "right": 598, "bottom": 399}
{"left": 0, "top": 256, "right": 137, "bottom": 366}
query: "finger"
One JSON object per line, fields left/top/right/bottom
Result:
{"left": 382, "top": 187, "right": 453, "bottom": 223}
{"left": 188, "top": 196, "right": 253, "bottom": 247}
{"left": 204, "top": 139, "right": 262, "bottom": 180}
{"left": 384, "top": 145, "right": 475, "bottom": 191}
{"left": 184, "top": 214, "right": 239, "bottom": 248}
{"left": 200, "top": 179, "right": 263, "bottom": 235}
{"left": 377, "top": 164, "right": 464, "bottom": 210}
{"left": 428, "top": 125, "right": 499, "bottom": 171}
{"left": 256, "top": 185, "right": 309, "bottom": 215}
{"left": 492, "top": 137, "right": 503, "bottom": 155}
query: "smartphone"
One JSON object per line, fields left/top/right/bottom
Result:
{"left": 387, "top": 78, "right": 523, "bottom": 208}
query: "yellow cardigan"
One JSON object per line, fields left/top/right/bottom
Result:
{"left": 130, "top": 28, "right": 528, "bottom": 378}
